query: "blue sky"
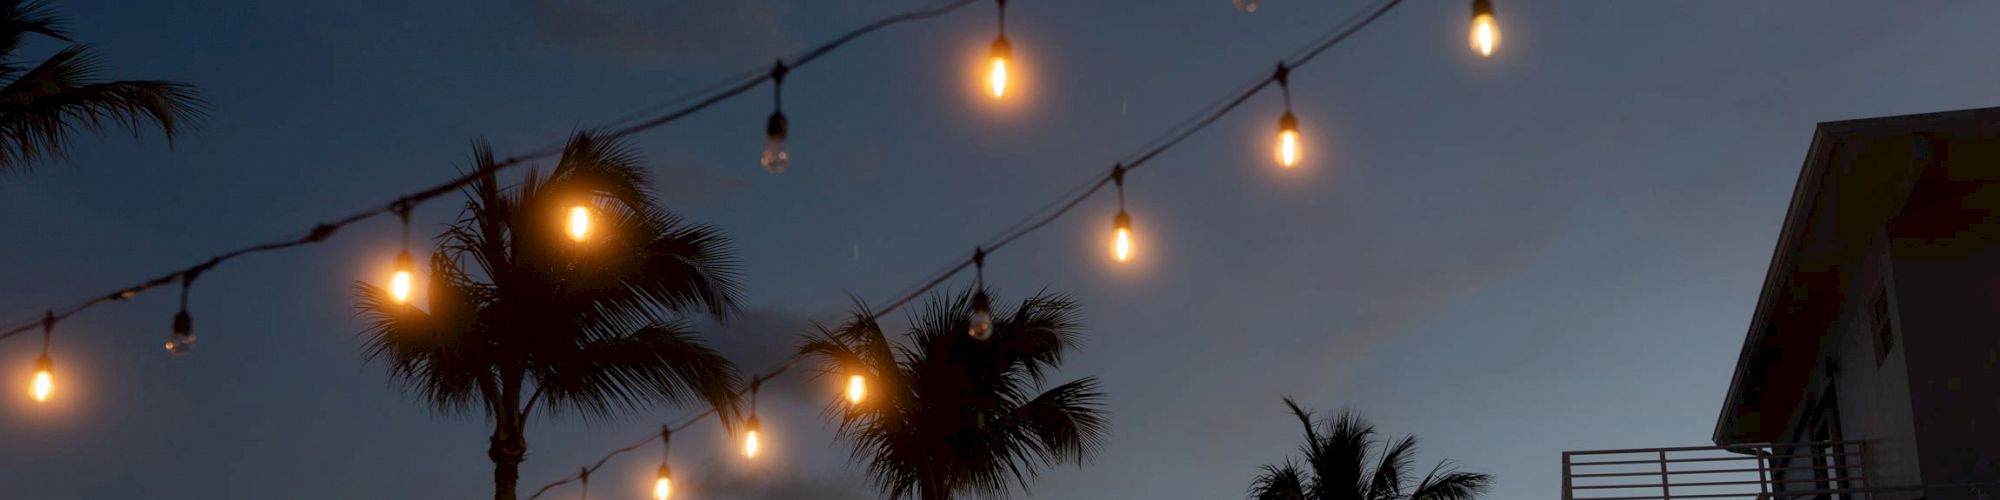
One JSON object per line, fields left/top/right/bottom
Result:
{"left": 1, "top": 0, "right": 1996, "bottom": 498}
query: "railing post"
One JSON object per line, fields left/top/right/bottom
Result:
{"left": 1856, "top": 441, "right": 1869, "bottom": 491}
{"left": 1660, "top": 450, "right": 1673, "bottom": 500}
{"left": 1757, "top": 446, "right": 1771, "bottom": 499}
{"left": 1562, "top": 452, "right": 1574, "bottom": 500}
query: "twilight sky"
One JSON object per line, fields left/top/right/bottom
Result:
{"left": 2, "top": 1, "right": 1997, "bottom": 498}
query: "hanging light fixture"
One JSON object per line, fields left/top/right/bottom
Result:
{"left": 968, "top": 249, "right": 994, "bottom": 340}
{"left": 1469, "top": 0, "right": 1500, "bottom": 57}
{"left": 389, "top": 202, "right": 416, "bottom": 304}
{"left": 654, "top": 426, "right": 674, "bottom": 500}
{"left": 968, "top": 291, "right": 993, "bottom": 340}
{"left": 1272, "top": 64, "right": 1302, "bottom": 168}
{"left": 30, "top": 312, "right": 53, "bottom": 403}
{"left": 1111, "top": 165, "right": 1134, "bottom": 262}
{"left": 762, "top": 60, "right": 791, "bottom": 174}
{"left": 744, "top": 377, "right": 763, "bottom": 458}
{"left": 987, "top": 0, "right": 1011, "bottom": 99}
{"left": 566, "top": 205, "right": 592, "bottom": 242}
{"left": 166, "top": 269, "right": 200, "bottom": 355}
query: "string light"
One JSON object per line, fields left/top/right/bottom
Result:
{"left": 1273, "top": 64, "right": 1302, "bottom": 168}
{"left": 653, "top": 427, "right": 673, "bottom": 500}
{"left": 1111, "top": 165, "right": 1134, "bottom": 262}
{"left": 529, "top": 1, "right": 1415, "bottom": 496}
{"left": 388, "top": 202, "right": 416, "bottom": 304}
{"left": 0, "top": 0, "right": 1439, "bottom": 495}
{"left": 846, "top": 373, "right": 867, "bottom": 405}
{"left": 30, "top": 312, "right": 52, "bottom": 403}
{"left": 165, "top": 268, "right": 199, "bottom": 355}
{"left": 1470, "top": 0, "right": 1500, "bottom": 57}
{"left": 566, "top": 205, "right": 592, "bottom": 242}
{"left": 987, "top": 0, "right": 1011, "bottom": 99}
{"left": 967, "top": 249, "right": 994, "bottom": 340}
{"left": 744, "top": 377, "right": 763, "bottom": 459}
{"left": 762, "top": 61, "right": 791, "bottom": 174}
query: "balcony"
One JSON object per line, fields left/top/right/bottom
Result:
{"left": 1562, "top": 441, "right": 1869, "bottom": 500}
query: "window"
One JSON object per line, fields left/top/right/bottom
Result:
{"left": 1871, "top": 287, "right": 1895, "bottom": 367}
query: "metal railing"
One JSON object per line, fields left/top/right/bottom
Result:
{"left": 1562, "top": 441, "right": 1868, "bottom": 500}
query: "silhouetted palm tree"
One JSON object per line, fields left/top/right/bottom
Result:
{"left": 355, "top": 133, "right": 742, "bottom": 500}
{"left": 800, "top": 289, "right": 1109, "bottom": 500}
{"left": 1249, "top": 398, "right": 1492, "bottom": 500}
{"left": 0, "top": 0, "right": 202, "bottom": 173}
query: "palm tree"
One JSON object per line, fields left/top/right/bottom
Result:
{"left": 0, "top": 0, "right": 202, "bottom": 173}
{"left": 799, "top": 289, "right": 1110, "bottom": 500}
{"left": 1249, "top": 398, "right": 1492, "bottom": 500}
{"left": 355, "top": 133, "right": 743, "bottom": 500}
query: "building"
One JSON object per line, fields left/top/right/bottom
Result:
{"left": 1563, "top": 107, "right": 2000, "bottom": 500}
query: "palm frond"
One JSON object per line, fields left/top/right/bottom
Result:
{"left": 1250, "top": 461, "right": 1310, "bottom": 500}
{"left": 1255, "top": 401, "right": 1491, "bottom": 500}
{"left": 1005, "top": 377, "right": 1109, "bottom": 467}
{"left": 1310, "top": 410, "right": 1376, "bottom": 500}
{"left": 1408, "top": 461, "right": 1492, "bottom": 500}
{"left": 352, "top": 259, "right": 493, "bottom": 418}
{"left": 526, "top": 322, "right": 741, "bottom": 422}
{"left": 1366, "top": 435, "right": 1419, "bottom": 500}
{"left": 0, "top": 1, "right": 69, "bottom": 59}
{"left": 0, "top": 45, "right": 203, "bottom": 172}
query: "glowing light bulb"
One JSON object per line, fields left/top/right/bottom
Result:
{"left": 846, "top": 373, "right": 867, "bottom": 405}
{"left": 566, "top": 205, "right": 591, "bottom": 242}
{"left": 30, "top": 354, "right": 51, "bottom": 403}
{"left": 653, "top": 465, "right": 673, "bottom": 500}
{"left": 1112, "top": 210, "right": 1134, "bottom": 262}
{"left": 1276, "top": 112, "right": 1301, "bottom": 167}
{"left": 165, "top": 311, "right": 196, "bottom": 355}
{"left": 968, "top": 291, "right": 994, "bottom": 340}
{"left": 389, "top": 250, "right": 415, "bottom": 304}
{"left": 988, "top": 36, "right": 1011, "bottom": 99}
{"left": 1470, "top": 0, "right": 1499, "bottom": 57}
{"left": 743, "top": 416, "right": 762, "bottom": 458}
{"left": 762, "top": 112, "right": 789, "bottom": 173}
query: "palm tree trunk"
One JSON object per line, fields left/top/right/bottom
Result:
{"left": 490, "top": 372, "right": 527, "bottom": 500}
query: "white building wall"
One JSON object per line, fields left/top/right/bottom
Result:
{"left": 1825, "top": 230, "right": 1923, "bottom": 498}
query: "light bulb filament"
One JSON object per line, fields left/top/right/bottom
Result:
{"left": 847, "top": 374, "right": 867, "bottom": 405}
{"left": 744, "top": 430, "right": 761, "bottom": 458}
{"left": 1278, "top": 130, "right": 1300, "bottom": 167}
{"left": 990, "top": 58, "right": 1008, "bottom": 98}
{"left": 566, "top": 205, "right": 591, "bottom": 242}
{"left": 1112, "top": 210, "right": 1134, "bottom": 263}
{"left": 1470, "top": 12, "right": 1499, "bottom": 56}
{"left": 30, "top": 369, "right": 51, "bottom": 402}
{"left": 1114, "top": 228, "right": 1133, "bottom": 262}
{"left": 988, "top": 36, "right": 1012, "bottom": 99}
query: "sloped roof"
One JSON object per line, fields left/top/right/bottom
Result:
{"left": 1713, "top": 106, "right": 2000, "bottom": 445}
